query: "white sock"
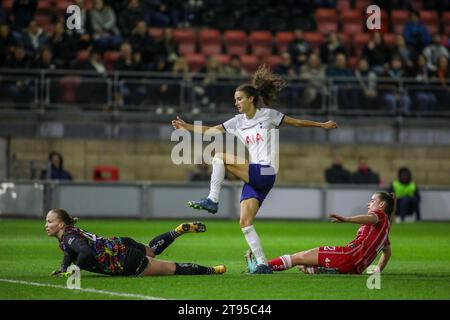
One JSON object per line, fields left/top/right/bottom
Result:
{"left": 242, "top": 225, "right": 267, "bottom": 265}
{"left": 207, "top": 155, "right": 225, "bottom": 203}
{"left": 280, "top": 255, "right": 293, "bottom": 269}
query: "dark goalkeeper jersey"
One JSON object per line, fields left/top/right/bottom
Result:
{"left": 59, "top": 226, "right": 127, "bottom": 275}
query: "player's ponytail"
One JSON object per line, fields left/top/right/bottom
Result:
{"left": 51, "top": 208, "right": 79, "bottom": 226}
{"left": 236, "top": 64, "right": 287, "bottom": 107}
{"left": 252, "top": 64, "right": 287, "bottom": 106}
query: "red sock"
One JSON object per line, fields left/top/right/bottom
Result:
{"left": 268, "top": 257, "right": 288, "bottom": 271}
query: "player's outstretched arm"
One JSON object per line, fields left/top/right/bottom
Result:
{"left": 369, "top": 245, "right": 391, "bottom": 274}
{"left": 282, "top": 115, "right": 338, "bottom": 129}
{"left": 171, "top": 116, "right": 224, "bottom": 135}
{"left": 330, "top": 213, "right": 378, "bottom": 225}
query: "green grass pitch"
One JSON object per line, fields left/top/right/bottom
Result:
{"left": 1, "top": 219, "right": 450, "bottom": 300}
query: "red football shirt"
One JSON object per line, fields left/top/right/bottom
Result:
{"left": 350, "top": 209, "right": 391, "bottom": 273}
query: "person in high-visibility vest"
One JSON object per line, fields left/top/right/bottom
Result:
{"left": 388, "top": 167, "right": 421, "bottom": 222}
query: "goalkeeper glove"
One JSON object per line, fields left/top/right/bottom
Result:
{"left": 51, "top": 270, "right": 70, "bottom": 278}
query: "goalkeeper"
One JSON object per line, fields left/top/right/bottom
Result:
{"left": 46, "top": 208, "right": 226, "bottom": 277}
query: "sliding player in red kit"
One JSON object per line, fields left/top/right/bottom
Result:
{"left": 245, "top": 192, "right": 394, "bottom": 274}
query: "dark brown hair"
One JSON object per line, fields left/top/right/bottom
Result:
{"left": 236, "top": 64, "right": 287, "bottom": 106}
{"left": 374, "top": 192, "right": 397, "bottom": 221}
{"left": 50, "top": 208, "right": 79, "bottom": 225}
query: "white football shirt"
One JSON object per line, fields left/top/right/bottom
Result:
{"left": 222, "top": 108, "right": 285, "bottom": 166}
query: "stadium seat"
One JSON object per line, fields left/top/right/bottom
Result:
{"left": 264, "top": 55, "right": 282, "bottom": 70}
{"left": 185, "top": 53, "right": 206, "bottom": 72}
{"left": 216, "top": 54, "right": 230, "bottom": 66}
{"left": 34, "top": 14, "right": 52, "bottom": 29}
{"left": 2, "top": 0, "right": 13, "bottom": 9}
{"left": 420, "top": 11, "right": 439, "bottom": 34}
{"left": 240, "top": 55, "right": 260, "bottom": 73}
{"left": 443, "top": 12, "right": 450, "bottom": 34}
{"left": 347, "top": 56, "right": 359, "bottom": 70}
{"left": 383, "top": 33, "right": 396, "bottom": 47}
{"left": 341, "top": 10, "right": 363, "bottom": 34}
{"left": 59, "top": 76, "right": 81, "bottom": 104}
{"left": 354, "top": 0, "right": 372, "bottom": 11}
{"left": 224, "top": 30, "right": 248, "bottom": 56}
{"left": 199, "top": 29, "right": 222, "bottom": 56}
{"left": 303, "top": 32, "right": 323, "bottom": 50}
{"left": 77, "top": 50, "right": 89, "bottom": 63}
{"left": 173, "top": 29, "right": 197, "bottom": 55}
{"left": 275, "top": 31, "right": 294, "bottom": 54}
{"left": 249, "top": 31, "right": 273, "bottom": 57}
{"left": 411, "top": 0, "right": 423, "bottom": 10}
{"left": 391, "top": 10, "right": 409, "bottom": 34}
{"left": 37, "top": 0, "right": 51, "bottom": 13}
{"left": 337, "top": 0, "right": 351, "bottom": 11}
{"left": 315, "top": 8, "right": 338, "bottom": 33}
{"left": 148, "top": 28, "right": 163, "bottom": 41}
{"left": 103, "top": 51, "right": 120, "bottom": 71}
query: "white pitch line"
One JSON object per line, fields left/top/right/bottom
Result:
{"left": 0, "top": 278, "right": 167, "bottom": 300}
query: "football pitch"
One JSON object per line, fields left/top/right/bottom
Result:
{"left": 1, "top": 219, "right": 450, "bottom": 300}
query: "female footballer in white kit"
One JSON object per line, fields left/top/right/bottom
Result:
{"left": 172, "top": 65, "right": 338, "bottom": 274}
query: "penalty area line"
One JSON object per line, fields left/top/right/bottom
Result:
{"left": 0, "top": 278, "right": 167, "bottom": 300}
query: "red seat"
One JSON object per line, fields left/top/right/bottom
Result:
{"left": 341, "top": 10, "right": 363, "bottom": 34}
{"left": 178, "top": 42, "right": 196, "bottom": 55}
{"left": 354, "top": 0, "right": 372, "bottom": 11}
{"left": 199, "top": 29, "right": 222, "bottom": 56}
{"left": 263, "top": 55, "right": 282, "bottom": 70}
{"left": 383, "top": 33, "right": 396, "bottom": 47}
{"left": 37, "top": 0, "right": 51, "bottom": 13}
{"left": 216, "top": 54, "right": 230, "bottom": 66}
{"left": 173, "top": 29, "right": 197, "bottom": 55}
{"left": 275, "top": 31, "right": 294, "bottom": 54}
{"left": 337, "top": 0, "right": 351, "bottom": 11}
{"left": 241, "top": 55, "right": 260, "bottom": 73}
{"left": 103, "top": 51, "right": 120, "bottom": 70}
{"left": 342, "top": 23, "right": 363, "bottom": 34}
{"left": 411, "top": 0, "right": 423, "bottom": 10}
{"left": 34, "top": 14, "right": 52, "bottom": 28}
{"left": 148, "top": 28, "right": 163, "bottom": 41}
{"left": 224, "top": 30, "right": 248, "bottom": 55}
{"left": 420, "top": 11, "right": 439, "bottom": 34}
{"left": 2, "top": 0, "right": 13, "bottom": 9}
{"left": 249, "top": 31, "right": 273, "bottom": 57}
{"left": 59, "top": 76, "right": 81, "bottom": 104}
{"left": 315, "top": 9, "right": 338, "bottom": 23}
{"left": 303, "top": 32, "right": 323, "bottom": 50}
{"left": 442, "top": 12, "right": 450, "bottom": 34}
{"left": 317, "top": 22, "right": 338, "bottom": 34}
{"left": 185, "top": 53, "right": 206, "bottom": 72}
{"left": 77, "top": 50, "right": 89, "bottom": 63}
{"left": 391, "top": 10, "right": 409, "bottom": 34}
{"left": 347, "top": 56, "right": 359, "bottom": 70}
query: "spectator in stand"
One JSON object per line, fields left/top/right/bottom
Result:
{"left": 274, "top": 52, "right": 298, "bottom": 77}
{"left": 192, "top": 56, "right": 223, "bottom": 114}
{"left": 432, "top": 55, "right": 450, "bottom": 109}
{"left": 320, "top": 32, "right": 347, "bottom": 66}
{"left": 287, "top": 29, "right": 312, "bottom": 69}
{"left": 21, "top": 20, "right": 49, "bottom": 57}
{"left": 69, "top": 0, "right": 92, "bottom": 50}
{"left": 49, "top": 21, "right": 77, "bottom": 69}
{"left": 351, "top": 157, "right": 380, "bottom": 185}
{"left": 390, "top": 35, "right": 417, "bottom": 75}
{"left": 403, "top": 10, "right": 431, "bottom": 53}
{"left": 0, "top": 24, "right": 15, "bottom": 67}
{"left": 223, "top": 55, "right": 247, "bottom": 77}
{"left": 326, "top": 53, "right": 357, "bottom": 109}
{"left": 299, "top": 52, "right": 327, "bottom": 108}
{"left": 130, "top": 20, "right": 157, "bottom": 70}
{"left": 32, "top": 45, "right": 58, "bottom": 70}
{"left": 388, "top": 167, "right": 421, "bottom": 223}
{"left": 11, "top": 0, "right": 37, "bottom": 31}
{"left": 363, "top": 31, "right": 390, "bottom": 75}
{"left": 412, "top": 54, "right": 437, "bottom": 111}
{"left": 155, "top": 27, "right": 179, "bottom": 69}
{"left": 118, "top": 0, "right": 147, "bottom": 38}
{"left": 423, "top": 34, "right": 449, "bottom": 73}
{"left": 90, "top": 0, "right": 122, "bottom": 51}
{"left": 380, "top": 55, "right": 412, "bottom": 114}
{"left": 40, "top": 151, "right": 73, "bottom": 181}
{"left": 325, "top": 155, "right": 351, "bottom": 184}
{"left": 354, "top": 58, "right": 378, "bottom": 110}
